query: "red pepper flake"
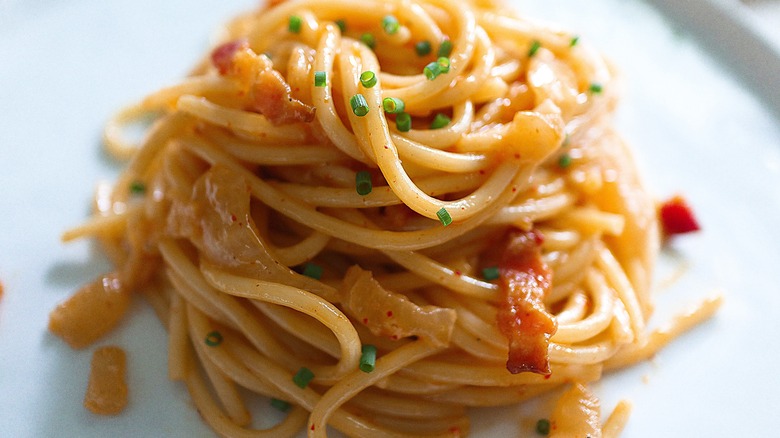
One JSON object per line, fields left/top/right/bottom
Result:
{"left": 448, "top": 426, "right": 461, "bottom": 437}
{"left": 310, "top": 424, "right": 315, "bottom": 431}
{"left": 230, "top": 214, "right": 237, "bottom": 222}
{"left": 454, "top": 270, "right": 462, "bottom": 276}
{"left": 362, "top": 317, "right": 369, "bottom": 324}
{"left": 659, "top": 195, "right": 701, "bottom": 237}
{"left": 386, "top": 310, "right": 393, "bottom": 317}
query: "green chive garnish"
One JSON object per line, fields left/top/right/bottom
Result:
{"left": 536, "top": 418, "right": 551, "bottom": 435}
{"left": 558, "top": 153, "right": 572, "bottom": 168}
{"left": 423, "top": 61, "right": 442, "bottom": 80}
{"left": 528, "top": 40, "right": 541, "bottom": 57}
{"left": 430, "top": 113, "right": 450, "bottom": 129}
{"left": 415, "top": 40, "right": 432, "bottom": 56}
{"left": 382, "top": 97, "right": 404, "bottom": 114}
{"left": 359, "top": 344, "right": 377, "bottom": 373}
{"left": 350, "top": 94, "right": 369, "bottom": 116}
{"left": 438, "top": 39, "right": 452, "bottom": 57}
{"left": 382, "top": 15, "right": 400, "bottom": 35}
{"left": 292, "top": 367, "right": 315, "bottom": 388}
{"left": 335, "top": 19, "right": 347, "bottom": 33}
{"left": 360, "top": 71, "right": 377, "bottom": 88}
{"left": 482, "top": 266, "right": 499, "bottom": 281}
{"left": 205, "top": 331, "right": 223, "bottom": 347}
{"left": 302, "top": 263, "right": 323, "bottom": 280}
{"left": 270, "top": 398, "right": 291, "bottom": 412}
{"left": 129, "top": 181, "right": 146, "bottom": 195}
{"left": 360, "top": 33, "right": 376, "bottom": 49}
{"left": 355, "top": 170, "right": 373, "bottom": 196}
{"left": 436, "top": 208, "right": 452, "bottom": 226}
{"left": 395, "top": 112, "right": 411, "bottom": 132}
{"left": 589, "top": 82, "right": 603, "bottom": 93}
{"left": 570, "top": 35, "right": 579, "bottom": 47}
{"left": 288, "top": 15, "right": 302, "bottom": 33}
{"left": 314, "top": 71, "right": 326, "bottom": 87}
{"left": 436, "top": 57, "right": 450, "bottom": 73}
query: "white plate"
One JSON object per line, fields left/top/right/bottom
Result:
{"left": 1, "top": 0, "right": 779, "bottom": 436}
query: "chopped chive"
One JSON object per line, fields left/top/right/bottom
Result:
{"left": 350, "top": 94, "right": 369, "bottom": 116}
{"left": 302, "top": 263, "right": 323, "bottom": 280}
{"left": 292, "top": 367, "right": 315, "bottom": 388}
{"left": 536, "top": 418, "right": 551, "bottom": 435}
{"left": 382, "top": 15, "right": 400, "bottom": 35}
{"left": 423, "top": 61, "right": 442, "bottom": 80}
{"left": 589, "top": 82, "right": 603, "bottom": 93}
{"left": 359, "top": 344, "right": 377, "bottom": 373}
{"left": 382, "top": 97, "right": 405, "bottom": 114}
{"left": 270, "top": 398, "right": 291, "bottom": 412}
{"left": 395, "top": 112, "right": 411, "bottom": 132}
{"left": 355, "top": 170, "right": 373, "bottom": 196}
{"left": 438, "top": 39, "right": 452, "bottom": 57}
{"left": 335, "top": 19, "right": 347, "bottom": 33}
{"left": 436, "top": 57, "right": 450, "bottom": 73}
{"left": 360, "top": 33, "right": 376, "bottom": 49}
{"left": 482, "top": 266, "right": 500, "bottom": 281}
{"left": 415, "top": 40, "right": 432, "bottom": 56}
{"left": 528, "top": 40, "right": 541, "bottom": 57}
{"left": 436, "top": 208, "right": 452, "bottom": 226}
{"left": 314, "top": 71, "right": 326, "bottom": 87}
{"left": 360, "top": 71, "right": 377, "bottom": 88}
{"left": 558, "top": 153, "right": 572, "bottom": 168}
{"left": 570, "top": 35, "right": 580, "bottom": 47}
{"left": 288, "top": 15, "right": 302, "bottom": 33}
{"left": 129, "top": 180, "right": 146, "bottom": 195}
{"left": 205, "top": 331, "right": 223, "bottom": 347}
{"left": 430, "top": 113, "right": 451, "bottom": 129}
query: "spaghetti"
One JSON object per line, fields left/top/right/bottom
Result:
{"left": 50, "top": 0, "right": 720, "bottom": 436}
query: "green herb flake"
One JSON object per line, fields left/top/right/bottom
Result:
{"left": 292, "top": 367, "right": 315, "bottom": 388}
{"left": 382, "top": 97, "right": 405, "bottom": 114}
{"left": 436, "top": 208, "right": 452, "bottom": 226}
{"left": 288, "top": 15, "right": 303, "bottom": 33}
{"left": 359, "top": 344, "right": 377, "bottom": 373}
{"left": 129, "top": 181, "right": 146, "bottom": 195}
{"left": 350, "top": 93, "right": 369, "bottom": 117}
{"left": 536, "top": 418, "right": 551, "bottom": 435}
{"left": 355, "top": 170, "right": 373, "bottom": 196}
{"left": 270, "top": 398, "right": 291, "bottom": 412}
{"left": 438, "top": 39, "right": 452, "bottom": 58}
{"left": 382, "top": 15, "right": 400, "bottom": 35}
{"left": 205, "top": 331, "right": 223, "bottom": 347}
{"left": 482, "top": 266, "right": 500, "bottom": 281}
{"left": 360, "top": 71, "right": 377, "bottom": 88}
{"left": 335, "top": 19, "right": 347, "bottom": 33}
{"left": 360, "top": 33, "right": 376, "bottom": 49}
{"left": 395, "top": 112, "right": 411, "bottom": 132}
{"left": 589, "top": 82, "right": 603, "bottom": 94}
{"left": 415, "top": 40, "right": 432, "bottom": 56}
{"left": 314, "top": 71, "right": 326, "bottom": 87}
{"left": 528, "top": 40, "right": 541, "bottom": 57}
{"left": 558, "top": 153, "right": 572, "bottom": 169}
{"left": 430, "top": 113, "right": 451, "bottom": 129}
{"left": 570, "top": 35, "right": 580, "bottom": 47}
{"left": 302, "top": 263, "right": 323, "bottom": 280}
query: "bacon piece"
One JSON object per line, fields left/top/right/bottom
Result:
{"left": 248, "top": 68, "right": 315, "bottom": 125}
{"left": 210, "top": 39, "right": 250, "bottom": 75}
{"left": 209, "top": 39, "right": 315, "bottom": 125}
{"left": 497, "top": 229, "right": 557, "bottom": 374}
